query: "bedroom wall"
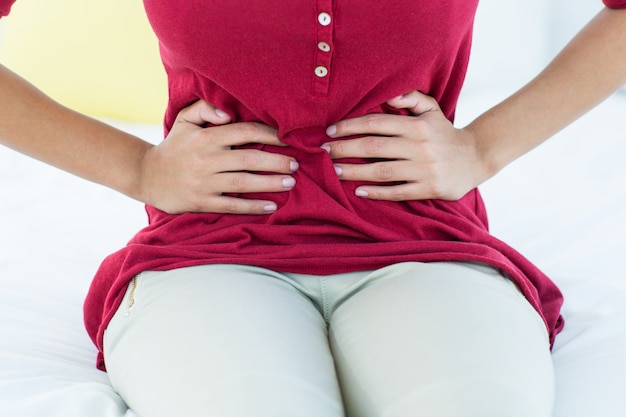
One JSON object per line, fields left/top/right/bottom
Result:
{"left": 464, "top": 0, "right": 608, "bottom": 96}
{"left": 0, "top": 0, "right": 167, "bottom": 123}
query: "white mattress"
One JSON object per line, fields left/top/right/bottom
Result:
{"left": 1, "top": 92, "right": 626, "bottom": 416}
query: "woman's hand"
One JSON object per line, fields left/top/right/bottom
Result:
{"left": 138, "top": 100, "right": 298, "bottom": 214}
{"left": 323, "top": 90, "right": 487, "bottom": 201}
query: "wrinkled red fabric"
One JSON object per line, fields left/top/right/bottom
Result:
{"left": 0, "top": 0, "right": 15, "bottom": 17}
{"left": 604, "top": 0, "right": 626, "bottom": 8}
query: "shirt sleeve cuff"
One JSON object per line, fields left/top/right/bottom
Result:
{"left": 603, "top": 0, "right": 626, "bottom": 8}
{"left": 0, "top": 0, "right": 16, "bottom": 18}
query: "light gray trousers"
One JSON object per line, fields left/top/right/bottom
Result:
{"left": 104, "top": 262, "right": 555, "bottom": 417}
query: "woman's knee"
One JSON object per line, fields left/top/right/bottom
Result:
{"left": 377, "top": 378, "right": 553, "bottom": 417}
{"left": 328, "top": 262, "right": 554, "bottom": 417}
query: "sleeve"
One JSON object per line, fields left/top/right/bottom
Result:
{"left": 603, "top": 0, "right": 626, "bottom": 8}
{"left": 0, "top": 0, "right": 16, "bottom": 18}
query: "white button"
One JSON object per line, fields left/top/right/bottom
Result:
{"left": 318, "top": 41, "right": 331, "bottom": 52}
{"left": 315, "top": 66, "right": 329, "bottom": 77}
{"left": 318, "top": 12, "right": 331, "bottom": 26}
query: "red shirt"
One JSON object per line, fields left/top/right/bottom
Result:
{"left": 2, "top": 0, "right": 621, "bottom": 371}
{"left": 606, "top": 0, "right": 626, "bottom": 6}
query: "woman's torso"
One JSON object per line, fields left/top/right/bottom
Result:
{"left": 85, "top": 0, "right": 564, "bottom": 370}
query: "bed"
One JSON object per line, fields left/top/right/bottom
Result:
{"left": 2, "top": 0, "right": 626, "bottom": 416}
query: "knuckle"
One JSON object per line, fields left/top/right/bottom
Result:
{"left": 239, "top": 150, "right": 261, "bottom": 168}
{"left": 186, "top": 129, "right": 205, "bottom": 145}
{"left": 185, "top": 195, "right": 206, "bottom": 213}
{"left": 188, "top": 131, "right": 216, "bottom": 153}
{"left": 362, "top": 114, "right": 383, "bottom": 129}
{"left": 407, "top": 132, "right": 425, "bottom": 149}
{"left": 229, "top": 123, "right": 256, "bottom": 142}
{"left": 426, "top": 178, "right": 447, "bottom": 199}
{"left": 408, "top": 117, "right": 429, "bottom": 134}
{"left": 187, "top": 176, "right": 204, "bottom": 194}
{"left": 230, "top": 173, "right": 249, "bottom": 190}
{"left": 236, "top": 123, "right": 258, "bottom": 140}
{"left": 417, "top": 143, "right": 438, "bottom": 162}
{"left": 332, "top": 140, "right": 346, "bottom": 155}
{"left": 362, "top": 137, "right": 384, "bottom": 155}
{"left": 224, "top": 199, "right": 246, "bottom": 214}
{"left": 389, "top": 188, "right": 409, "bottom": 201}
{"left": 374, "top": 162, "right": 394, "bottom": 181}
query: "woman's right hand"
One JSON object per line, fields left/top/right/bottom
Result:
{"left": 137, "top": 100, "right": 298, "bottom": 214}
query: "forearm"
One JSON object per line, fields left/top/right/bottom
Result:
{"left": 466, "top": 7, "right": 626, "bottom": 177}
{"left": 0, "top": 63, "right": 154, "bottom": 201}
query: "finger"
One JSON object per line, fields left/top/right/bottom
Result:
{"left": 326, "top": 113, "right": 407, "bottom": 138}
{"left": 354, "top": 182, "right": 462, "bottom": 201}
{"left": 354, "top": 183, "right": 428, "bottom": 201}
{"left": 322, "top": 135, "right": 411, "bottom": 159}
{"left": 207, "top": 122, "right": 287, "bottom": 148}
{"left": 211, "top": 148, "right": 299, "bottom": 174}
{"left": 385, "top": 90, "right": 440, "bottom": 116}
{"left": 206, "top": 195, "right": 281, "bottom": 215}
{"left": 334, "top": 160, "right": 420, "bottom": 183}
{"left": 214, "top": 172, "right": 296, "bottom": 194}
{"left": 175, "top": 99, "right": 232, "bottom": 126}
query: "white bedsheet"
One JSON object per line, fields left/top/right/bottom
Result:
{"left": 1, "top": 92, "right": 626, "bottom": 416}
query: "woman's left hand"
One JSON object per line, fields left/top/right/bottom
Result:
{"left": 323, "top": 90, "right": 488, "bottom": 201}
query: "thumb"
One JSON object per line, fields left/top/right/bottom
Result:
{"left": 386, "top": 90, "right": 440, "bottom": 116}
{"left": 176, "top": 99, "right": 232, "bottom": 126}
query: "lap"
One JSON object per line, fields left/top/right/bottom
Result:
{"left": 329, "top": 262, "right": 554, "bottom": 417}
{"left": 103, "top": 264, "right": 344, "bottom": 417}
{"left": 103, "top": 262, "right": 554, "bottom": 417}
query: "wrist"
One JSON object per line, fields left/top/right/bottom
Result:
{"left": 459, "top": 123, "right": 503, "bottom": 186}
{"left": 132, "top": 143, "right": 158, "bottom": 206}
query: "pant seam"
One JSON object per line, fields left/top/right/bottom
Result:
{"left": 320, "top": 276, "right": 331, "bottom": 322}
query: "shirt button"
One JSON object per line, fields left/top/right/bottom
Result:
{"left": 317, "top": 41, "right": 331, "bottom": 52}
{"left": 314, "top": 66, "right": 329, "bottom": 77}
{"left": 318, "top": 12, "right": 331, "bottom": 26}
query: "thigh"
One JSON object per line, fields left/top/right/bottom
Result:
{"left": 104, "top": 264, "right": 344, "bottom": 417}
{"left": 329, "top": 262, "right": 555, "bottom": 417}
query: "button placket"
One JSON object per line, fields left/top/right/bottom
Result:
{"left": 313, "top": 0, "right": 334, "bottom": 95}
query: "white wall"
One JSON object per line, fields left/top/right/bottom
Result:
{"left": 464, "top": 0, "right": 607, "bottom": 96}
{"left": 464, "top": 0, "right": 550, "bottom": 96}
{"left": 547, "top": 0, "right": 604, "bottom": 56}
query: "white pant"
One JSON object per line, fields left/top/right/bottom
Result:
{"left": 103, "top": 262, "right": 555, "bottom": 417}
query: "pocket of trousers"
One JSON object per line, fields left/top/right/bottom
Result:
{"left": 124, "top": 274, "right": 141, "bottom": 317}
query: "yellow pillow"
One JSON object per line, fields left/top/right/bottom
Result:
{"left": 0, "top": 0, "right": 166, "bottom": 123}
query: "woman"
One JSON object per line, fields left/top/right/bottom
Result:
{"left": 2, "top": 1, "right": 626, "bottom": 416}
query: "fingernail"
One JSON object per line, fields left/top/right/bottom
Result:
{"left": 334, "top": 165, "right": 342, "bottom": 176}
{"left": 282, "top": 177, "right": 296, "bottom": 188}
{"left": 326, "top": 125, "right": 337, "bottom": 136}
{"left": 355, "top": 188, "right": 369, "bottom": 197}
{"left": 290, "top": 160, "right": 300, "bottom": 172}
{"left": 215, "top": 108, "right": 228, "bottom": 118}
{"left": 264, "top": 203, "right": 277, "bottom": 212}
{"left": 321, "top": 144, "right": 331, "bottom": 153}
